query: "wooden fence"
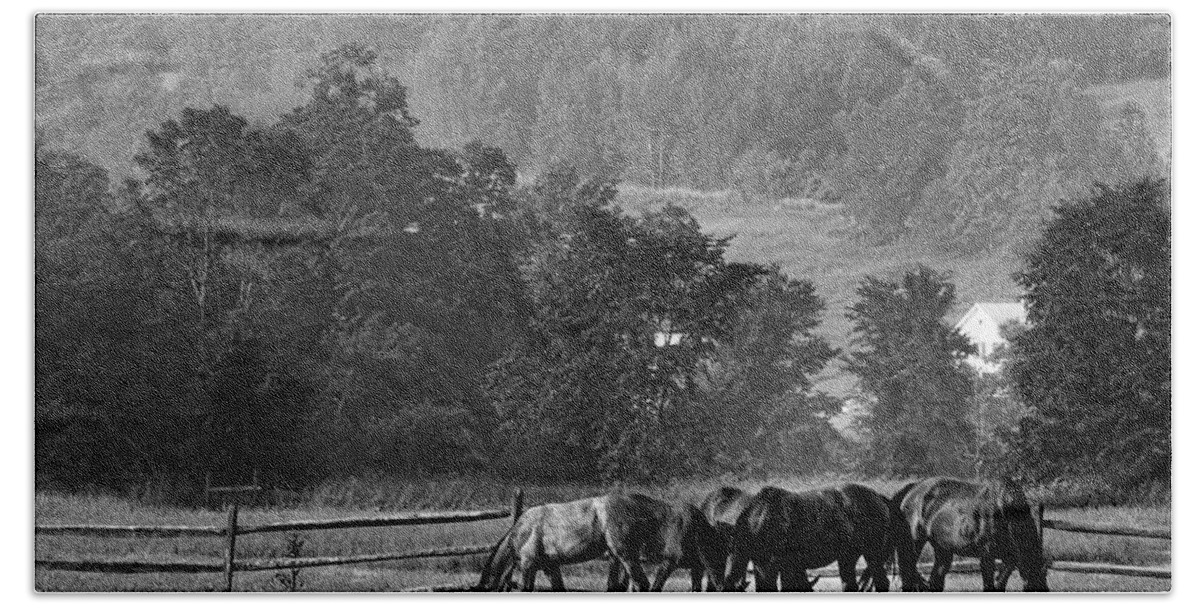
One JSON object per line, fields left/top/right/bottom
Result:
{"left": 35, "top": 489, "right": 525, "bottom": 591}
{"left": 1036, "top": 504, "right": 1171, "bottom": 581}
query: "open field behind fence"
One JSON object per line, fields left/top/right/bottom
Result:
{"left": 33, "top": 482, "right": 1171, "bottom": 592}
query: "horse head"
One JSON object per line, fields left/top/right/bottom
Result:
{"left": 685, "top": 504, "right": 732, "bottom": 588}
{"left": 995, "top": 479, "right": 1049, "bottom": 592}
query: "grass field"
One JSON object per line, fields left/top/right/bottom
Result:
{"left": 34, "top": 477, "right": 1171, "bottom": 593}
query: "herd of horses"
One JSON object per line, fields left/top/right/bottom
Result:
{"left": 473, "top": 476, "right": 1050, "bottom": 593}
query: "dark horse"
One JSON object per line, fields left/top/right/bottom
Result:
{"left": 894, "top": 477, "right": 1049, "bottom": 592}
{"left": 694, "top": 486, "right": 755, "bottom": 591}
{"left": 604, "top": 494, "right": 729, "bottom": 591}
{"left": 721, "top": 484, "right": 902, "bottom": 592}
{"left": 476, "top": 493, "right": 725, "bottom": 591}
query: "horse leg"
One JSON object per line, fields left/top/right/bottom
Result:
{"left": 980, "top": 557, "right": 997, "bottom": 592}
{"left": 650, "top": 558, "right": 677, "bottom": 592}
{"left": 520, "top": 564, "right": 538, "bottom": 592}
{"left": 606, "top": 558, "right": 628, "bottom": 591}
{"left": 546, "top": 564, "right": 567, "bottom": 592}
{"left": 721, "top": 548, "right": 750, "bottom": 591}
{"left": 838, "top": 556, "right": 859, "bottom": 592}
{"left": 495, "top": 557, "right": 517, "bottom": 591}
{"left": 691, "top": 567, "right": 704, "bottom": 592}
{"left": 865, "top": 554, "right": 890, "bottom": 592}
{"left": 898, "top": 530, "right": 929, "bottom": 592}
{"left": 754, "top": 560, "right": 778, "bottom": 592}
{"left": 619, "top": 556, "right": 652, "bottom": 592}
{"left": 928, "top": 547, "right": 954, "bottom": 592}
{"left": 995, "top": 562, "right": 1015, "bottom": 590}
{"left": 777, "top": 555, "right": 802, "bottom": 592}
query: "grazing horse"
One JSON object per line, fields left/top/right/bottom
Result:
{"left": 894, "top": 477, "right": 1049, "bottom": 592}
{"left": 721, "top": 484, "right": 896, "bottom": 592}
{"left": 476, "top": 493, "right": 725, "bottom": 591}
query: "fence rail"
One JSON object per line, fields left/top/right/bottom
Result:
{"left": 34, "top": 558, "right": 223, "bottom": 574}
{"left": 1042, "top": 518, "right": 1170, "bottom": 540}
{"left": 235, "top": 509, "right": 511, "bottom": 535}
{"left": 236, "top": 544, "right": 494, "bottom": 573}
{"left": 35, "top": 524, "right": 225, "bottom": 538}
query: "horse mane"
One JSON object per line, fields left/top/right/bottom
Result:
{"left": 891, "top": 480, "right": 920, "bottom": 507}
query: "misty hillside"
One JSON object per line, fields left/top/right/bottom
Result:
{"left": 36, "top": 14, "right": 1170, "bottom": 179}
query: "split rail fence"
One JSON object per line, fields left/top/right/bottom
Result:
{"left": 1035, "top": 504, "right": 1170, "bottom": 581}
{"left": 35, "top": 489, "right": 525, "bottom": 591}
{"left": 34, "top": 491, "right": 1169, "bottom": 591}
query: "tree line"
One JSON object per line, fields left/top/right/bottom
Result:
{"left": 35, "top": 44, "right": 1169, "bottom": 497}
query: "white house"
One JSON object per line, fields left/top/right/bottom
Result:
{"left": 954, "top": 302, "right": 1027, "bottom": 372}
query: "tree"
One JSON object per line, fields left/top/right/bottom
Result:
{"left": 834, "top": 76, "right": 957, "bottom": 242}
{"left": 35, "top": 148, "right": 168, "bottom": 489}
{"left": 964, "top": 328, "right": 1034, "bottom": 478}
{"left": 130, "top": 106, "right": 334, "bottom": 488}
{"left": 135, "top": 105, "right": 311, "bottom": 218}
{"left": 280, "top": 45, "right": 530, "bottom": 477}
{"left": 846, "top": 265, "right": 976, "bottom": 476}
{"left": 487, "top": 172, "right": 761, "bottom": 481}
{"left": 700, "top": 267, "right": 840, "bottom": 475}
{"left": 1009, "top": 178, "right": 1169, "bottom": 487}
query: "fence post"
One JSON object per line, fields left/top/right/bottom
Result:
{"left": 511, "top": 488, "right": 524, "bottom": 527}
{"left": 1036, "top": 503, "right": 1045, "bottom": 543}
{"left": 223, "top": 505, "right": 239, "bottom": 592}
{"left": 1036, "top": 502, "right": 1047, "bottom": 572}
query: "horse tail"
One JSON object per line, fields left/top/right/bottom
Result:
{"left": 476, "top": 524, "right": 517, "bottom": 591}
{"left": 889, "top": 481, "right": 927, "bottom": 592}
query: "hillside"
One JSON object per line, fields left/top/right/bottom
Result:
{"left": 1086, "top": 77, "right": 1172, "bottom": 161}
{"left": 614, "top": 75, "right": 1170, "bottom": 398}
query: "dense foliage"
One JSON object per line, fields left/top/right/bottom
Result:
{"left": 845, "top": 266, "right": 977, "bottom": 476}
{"left": 1009, "top": 179, "right": 1170, "bottom": 488}
{"left": 36, "top": 46, "right": 841, "bottom": 493}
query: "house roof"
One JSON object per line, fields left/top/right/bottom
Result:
{"left": 955, "top": 302, "right": 1027, "bottom": 331}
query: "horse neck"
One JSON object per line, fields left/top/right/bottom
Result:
{"left": 991, "top": 489, "right": 1043, "bottom": 567}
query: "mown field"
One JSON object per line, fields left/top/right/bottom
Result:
{"left": 34, "top": 476, "right": 1170, "bottom": 593}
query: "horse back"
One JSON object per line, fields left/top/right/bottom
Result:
{"left": 832, "top": 483, "right": 893, "bottom": 551}
{"left": 902, "top": 477, "right": 1004, "bottom": 556}
{"left": 739, "top": 486, "right": 853, "bottom": 567}
{"left": 521, "top": 497, "right": 610, "bottom": 565}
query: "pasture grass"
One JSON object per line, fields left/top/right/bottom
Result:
{"left": 35, "top": 475, "right": 1171, "bottom": 592}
